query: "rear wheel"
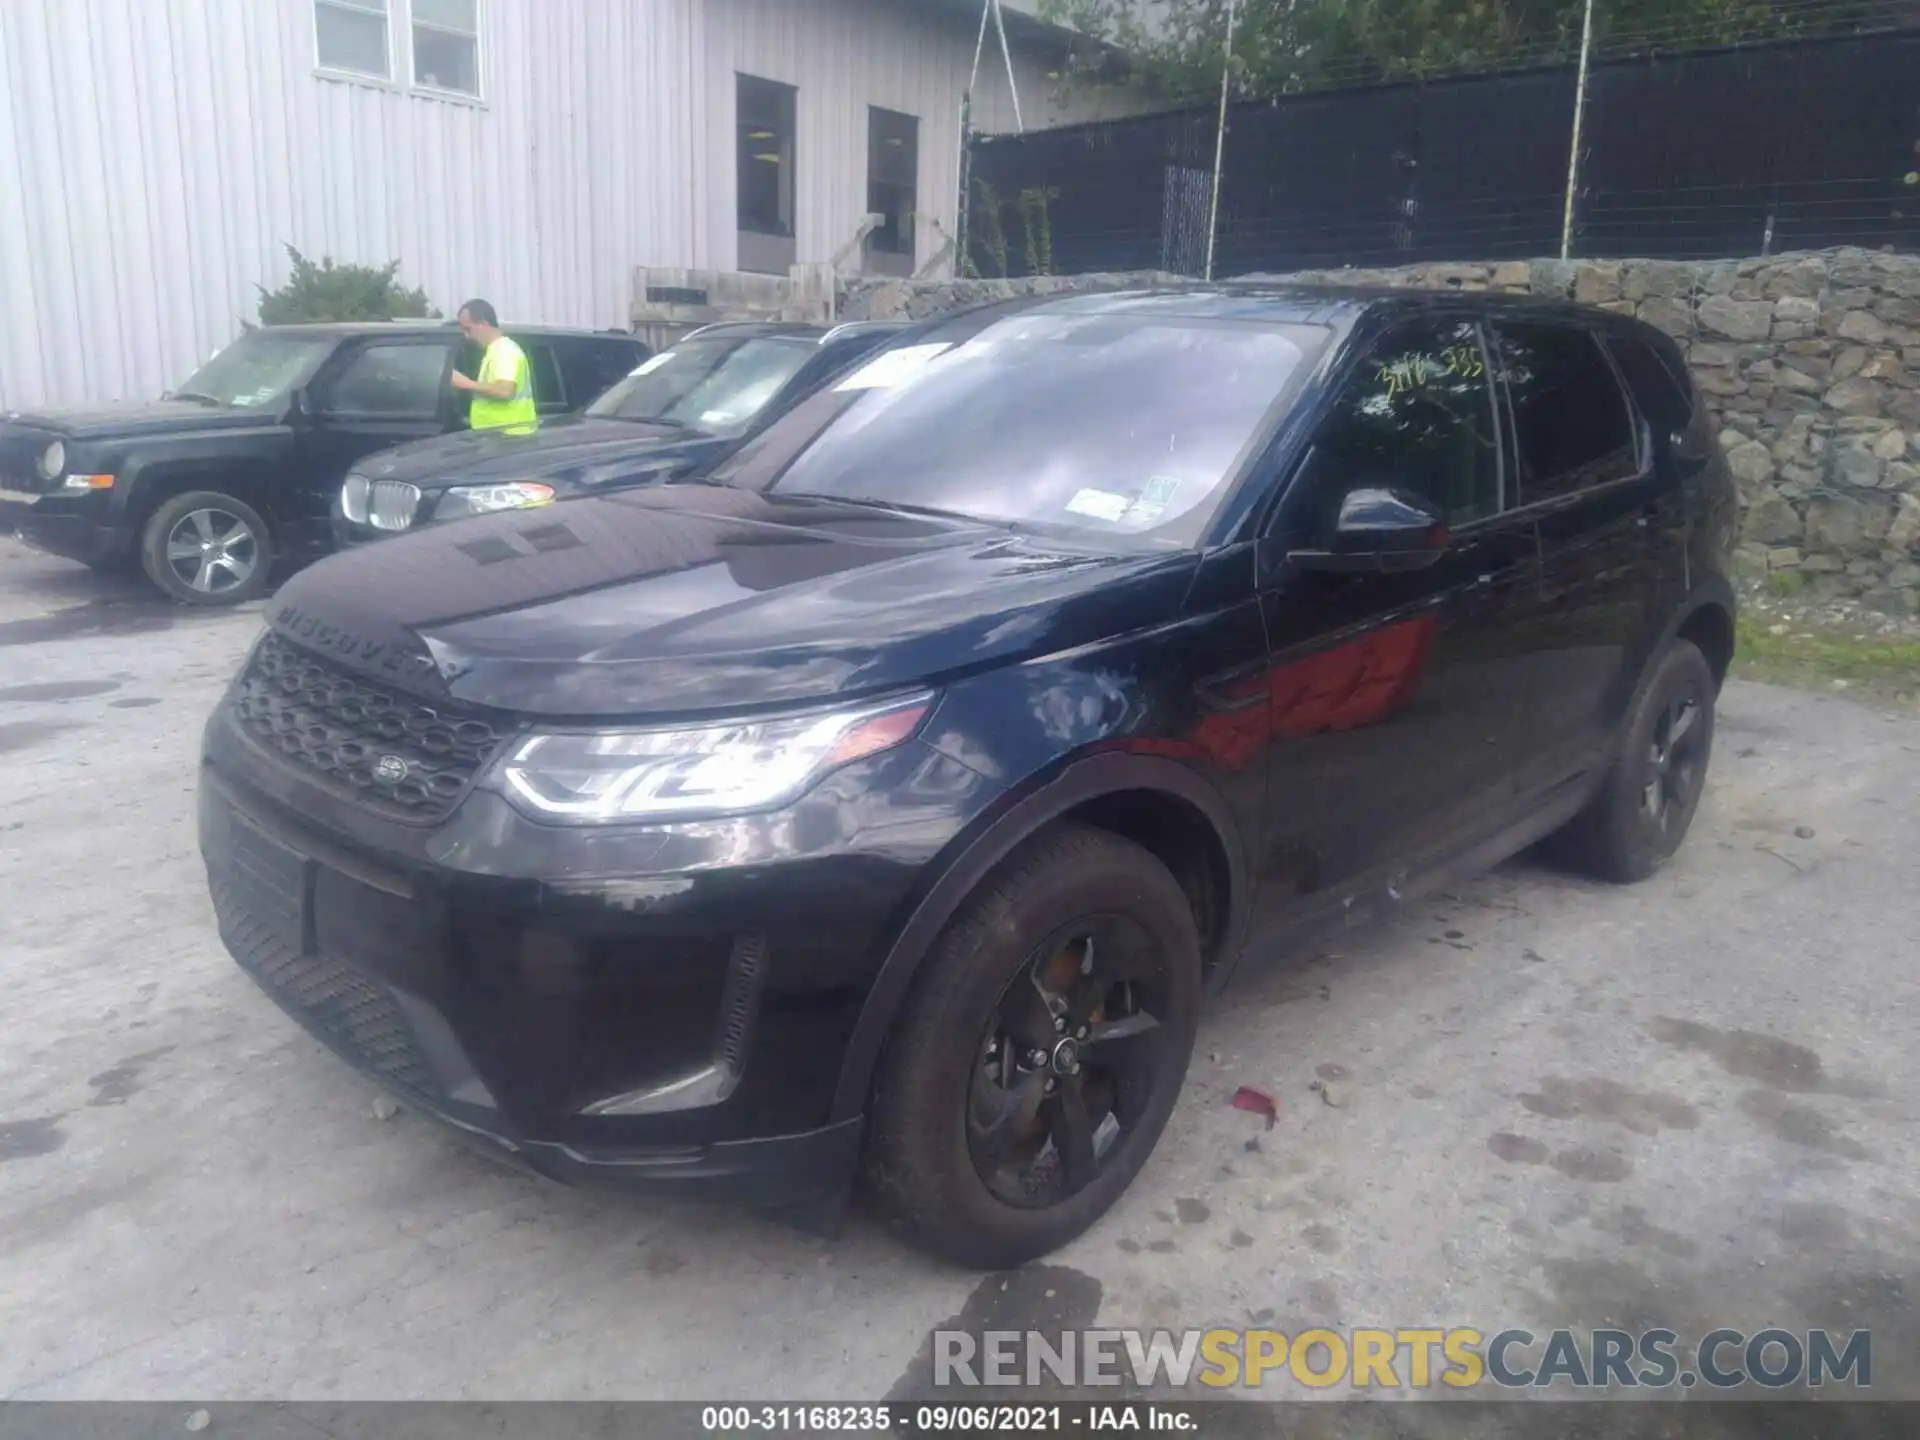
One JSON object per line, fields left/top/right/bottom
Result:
{"left": 863, "top": 823, "right": 1202, "bottom": 1269}
{"left": 140, "top": 491, "right": 273, "bottom": 606}
{"left": 1545, "top": 638, "right": 1716, "bottom": 883}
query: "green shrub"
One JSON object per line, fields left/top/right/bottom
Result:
{"left": 255, "top": 245, "right": 437, "bottom": 324}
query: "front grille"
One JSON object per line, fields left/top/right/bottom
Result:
{"left": 232, "top": 632, "right": 510, "bottom": 820}
{"left": 0, "top": 430, "right": 53, "bottom": 492}
{"left": 339, "top": 475, "right": 420, "bottom": 531}
{"left": 372, "top": 480, "right": 420, "bottom": 531}
{"left": 340, "top": 474, "right": 369, "bottom": 523}
{"left": 211, "top": 867, "right": 437, "bottom": 1099}
{"left": 719, "top": 932, "right": 767, "bottom": 1075}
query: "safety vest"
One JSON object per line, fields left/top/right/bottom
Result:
{"left": 470, "top": 335, "right": 539, "bottom": 431}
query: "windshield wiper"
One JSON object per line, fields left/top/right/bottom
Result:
{"left": 170, "top": 390, "right": 227, "bottom": 407}
{"left": 600, "top": 413, "right": 694, "bottom": 430}
{"left": 779, "top": 492, "right": 992, "bottom": 527}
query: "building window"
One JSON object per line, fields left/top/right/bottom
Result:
{"left": 737, "top": 74, "right": 797, "bottom": 239}
{"left": 315, "top": 0, "right": 390, "bottom": 79}
{"left": 412, "top": 0, "right": 480, "bottom": 96}
{"left": 866, "top": 107, "right": 918, "bottom": 274}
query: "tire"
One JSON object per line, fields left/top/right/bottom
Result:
{"left": 1545, "top": 638, "right": 1717, "bottom": 884}
{"left": 863, "top": 822, "right": 1203, "bottom": 1269}
{"left": 139, "top": 491, "right": 274, "bottom": 606}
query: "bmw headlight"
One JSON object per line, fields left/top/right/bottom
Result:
{"left": 37, "top": 441, "right": 65, "bottom": 480}
{"left": 437, "top": 482, "right": 555, "bottom": 519}
{"left": 495, "top": 691, "right": 934, "bottom": 823}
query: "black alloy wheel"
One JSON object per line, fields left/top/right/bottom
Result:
{"left": 1546, "top": 637, "right": 1717, "bottom": 883}
{"left": 1641, "top": 684, "right": 1707, "bottom": 838}
{"left": 864, "top": 823, "right": 1201, "bottom": 1269}
{"left": 969, "top": 917, "right": 1172, "bottom": 1209}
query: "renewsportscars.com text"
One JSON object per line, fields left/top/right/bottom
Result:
{"left": 933, "top": 1327, "right": 1871, "bottom": 1390}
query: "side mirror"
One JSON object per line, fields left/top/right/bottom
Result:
{"left": 288, "top": 387, "right": 312, "bottom": 422}
{"left": 1290, "top": 485, "right": 1449, "bottom": 574}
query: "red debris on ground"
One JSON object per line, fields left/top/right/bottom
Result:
{"left": 1231, "top": 1085, "right": 1279, "bottom": 1129}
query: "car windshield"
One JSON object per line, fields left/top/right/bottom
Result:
{"left": 585, "top": 335, "right": 816, "bottom": 431}
{"left": 708, "top": 310, "right": 1329, "bottom": 547}
{"left": 173, "top": 331, "right": 334, "bottom": 408}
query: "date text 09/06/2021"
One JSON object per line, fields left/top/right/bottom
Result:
{"left": 700, "top": 1405, "right": 1195, "bottom": 1433}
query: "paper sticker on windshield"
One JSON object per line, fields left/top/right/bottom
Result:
{"left": 629, "top": 353, "right": 673, "bottom": 376}
{"left": 1065, "top": 488, "right": 1132, "bottom": 523}
{"left": 834, "top": 343, "right": 953, "bottom": 392}
{"left": 1142, "top": 476, "right": 1181, "bottom": 507}
{"left": 1121, "top": 476, "right": 1181, "bottom": 527}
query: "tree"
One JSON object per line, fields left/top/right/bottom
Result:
{"left": 255, "top": 245, "right": 438, "bottom": 325}
{"left": 1040, "top": 0, "right": 1889, "bottom": 103}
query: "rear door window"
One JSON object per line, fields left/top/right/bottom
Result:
{"left": 1492, "top": 322, "right": 1641, "bottom": 504}
{"left": 1605, "top": 332, "right": 1694, "bottom": 436}
{"left": 1293, "top": 317, "right": 1504, "bottom": 526}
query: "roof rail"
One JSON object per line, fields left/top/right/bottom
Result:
{"left": 821, "top": 320, "right": 905, "bottom": 343}
{"left": 679, "top": 320, "right": 772, "bottom": 341}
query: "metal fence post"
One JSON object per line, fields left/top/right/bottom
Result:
{"left": 957, "top": 93, "right": 974, "bottom": 278}
{"left": 1204, "top": 0, "right": 1239, "bottom": 281}
{"left": 1560, "top": 0, "right": 1596, "bottom": 261}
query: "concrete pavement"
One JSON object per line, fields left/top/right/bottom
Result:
{"left": 1, "top": 536, "right": 1915, "bottom": 1403}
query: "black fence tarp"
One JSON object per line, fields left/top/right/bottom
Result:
{"left": 965, "top": 30, "right": 1920, "bottom": 277}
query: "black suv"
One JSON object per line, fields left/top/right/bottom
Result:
{"left": 197, "top": 288, "right": 1737, "bottom": 1268}
{"left": 332, "top": 321, "right": 904, "bottom": 542}
{"left": 0, "top": 322, "right": 647, "bottom": 605}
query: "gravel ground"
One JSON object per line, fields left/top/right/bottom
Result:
{"left": 2, "top": 536, "right": 1916, "bottom": 1405}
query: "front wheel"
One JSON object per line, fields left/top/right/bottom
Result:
{"left": 863, "top": 823, "right": 1202, "bottom": 1269}
{"left": 140, "top": 491, "right": 274, "bottom": 606}
{"left": 1545, "top": 637, "right": 1717, "bottom": 883}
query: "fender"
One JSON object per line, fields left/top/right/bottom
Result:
{"left": 827, "top": 749, "right": 1249, "bottom": 1124}
{"left": 1586, "top": 574, "right": 1737, "bottom": 783}
{"left": 106, "top": 435, "right": 294, "bottom": 526}
{"left": 1661, "top": 573, "right": 1738, "bottom": 684}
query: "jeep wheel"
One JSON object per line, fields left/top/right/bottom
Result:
{"left": 1545, "top": 637, "right": 1717, "bottom": 884}
{"left": 863, "top": 823, "right": 1202, "bottom": 1269}
{"left": 140, "top": 491, "right": 273, "bottom": 606}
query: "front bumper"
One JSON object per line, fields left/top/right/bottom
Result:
{"left": 330, "top": 510, "right": 391, "bottom": 549}
{"left": 6, "top": 493, "right": 131, "bottom": 565}
{"left": 197, "top": 689, "right": 984, "bottom": 1209}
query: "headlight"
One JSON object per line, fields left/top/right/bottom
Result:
{"left": 37, "top": 441, "right": 65, "bottom": 480}
{"left": 496, "top": 691, "right": 934, "bottom": 823}
{"left": 437, "top": 482, "right": 556, "bottom": 519}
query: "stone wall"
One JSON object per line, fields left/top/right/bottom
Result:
{"left": 835, "top": 250, "right": 1920, "bottom": 616}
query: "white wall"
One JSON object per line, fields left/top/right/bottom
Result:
{"left": 698, "top": 0, "right": 1127, "bottom": 278}
{"left": 0, "top": 0, "right": 1135, "bottom": 410}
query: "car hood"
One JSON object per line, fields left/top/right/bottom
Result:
{"left": 268, "top": 486, "right": 1196, "bottom": 718}
{"left": 363, "top": 416, "right": 709, "bottom": 489}
{"left": 3, "top": 401, "right": 279, "bottom": 440}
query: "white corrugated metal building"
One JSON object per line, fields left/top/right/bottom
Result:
{"left": 0, "top": 0, "right": 1130, "bottom": 410}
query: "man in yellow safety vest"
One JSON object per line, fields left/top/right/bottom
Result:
{"left": 452, "top": 298, "right": 538, "bottom": 431}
